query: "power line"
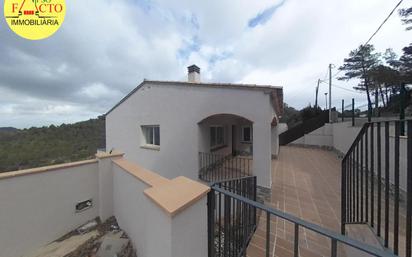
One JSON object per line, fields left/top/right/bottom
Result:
{"left": 364, "top": 0, "right": 404, "bottom": 46}
{"left": 322, "top": 67, "right": 329, "bottom": 81}
{"left": 332, "top": 69, "right": 343, "bottom": 79}
{"left": 331, "top": 0, "right": 404, "bottom": 78}
{"left": 320, "top": 80, "right": 362, "bottom": 94}
{"left": 332, "top": 84, "right": 363, "bottom": 94}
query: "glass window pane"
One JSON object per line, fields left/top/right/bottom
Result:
{"left": 148, "top": 127, "right": 154, "bottom": 144}
{"left": 154, "top": 127, "right": 160, "bottom": 146}
{"left": 243, "top": 127, "right": 251, "bottom": 142}
{"left": 144, "top": 127, "right": 150, "bottom": 144}
{"left": 210, "top": 127, "right": 216, "bottom": 146}
{"left": 217, "top": 127, "right": 224, "bottom": 145}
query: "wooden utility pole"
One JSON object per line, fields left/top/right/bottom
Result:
{"left": 315, "top": 79, "right": 320, "bottom": 108}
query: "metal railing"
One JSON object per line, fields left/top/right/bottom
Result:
{"left": 342, "top": 119, "right": 412, "bottom": 256}
{"left": 279, "top": 109, "right": 330, "bottom": 145}
{"left": 208, "top": 177, "right": 397, "bottom": 257}
{"left": 199, "top": 152, "right": 252, "bottom": 182}
{"left": 208, "top": 176, "right": 257, "bottom": 257}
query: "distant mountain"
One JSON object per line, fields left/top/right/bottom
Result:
{"left": 0, "top": 117, "right": 105, "bottom": 173}
{"left": 0, "top": 127, "right": 18, "bottom": 132}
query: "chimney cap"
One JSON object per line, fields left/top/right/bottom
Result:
{"left": 187, "top": 64, "right": 200, "bottom": 73}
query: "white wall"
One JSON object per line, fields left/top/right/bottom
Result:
{"left": 113, "top": 164, "right": 208, "bottom": 257}
{"left": 290, "top": 122, "right": 362, "bottom": 154}
{"left": 332, "top": 122, "right": 362, "bottom": 154}
{"left": 291, "top": 123, "right": 334, "bottom": 148}
{"left": 288, "top": 121, "right": 409, "bottom": 192}
{"left": 106, "top": 82, "right": 275, "bottom": 188}
{"left": 271, "top": 126, "right": 279, "bottom": 157}
{"left": 171, "top": 198, "right": 208, "bottom": 257}
{"left": 113, "top": 164, "right": 151, "bottom": 257}
{"left": 0, "top": 162, "right": 99, "bottom": 257}
{"left": 98, "top": 155, "right": 123, "bottom": 221}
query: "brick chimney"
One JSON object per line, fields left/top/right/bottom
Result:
{"left": 187, "top": 64, "right": 200, "bottom": 83}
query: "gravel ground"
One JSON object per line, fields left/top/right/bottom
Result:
{"left": 58, "top": 216, "right": 137, "bottom": 257}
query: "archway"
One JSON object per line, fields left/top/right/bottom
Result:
{"left": 197, "top": 113, "right": 254, "bottom": 181}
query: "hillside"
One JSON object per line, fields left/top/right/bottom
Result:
{"left": 0, "top": 127, "right": 18, "bottom": 132}
{"left": 0, "top": 117, "right": 105, "bottom": 173}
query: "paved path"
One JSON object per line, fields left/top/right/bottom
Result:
{"left": 247, "top": 146, "right": 343, "bottom": 257}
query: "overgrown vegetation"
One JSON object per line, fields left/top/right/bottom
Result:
{"left": 280, "top": 104, "right": 324, "bottom": 128}
{"left": 0, "top": 117, "right": 105, "bottom": 172}
{"left": 280, "top": 104, "right": 301, "bottom": 128}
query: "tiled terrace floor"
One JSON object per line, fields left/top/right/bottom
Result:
{"left": 247, "top": 145, "right": 343, "bottom": 257}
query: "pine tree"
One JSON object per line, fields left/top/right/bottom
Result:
{"left": 338, "top": 44, "right": 381, "bottom": 112}
{"left": 399, "top": 44, "right": 412, "bottom": 82}
{"left": 399, "top": 7, "right": 412, "bottom": 30}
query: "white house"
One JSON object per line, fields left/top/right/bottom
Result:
{"left": 105, "top": 65, "right": 283, "bottom": 188}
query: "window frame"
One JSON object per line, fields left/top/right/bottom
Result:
{"left": 241, "top": 125, "right": 252, "bottom": 143}
{"left": 141, "top": 125, "right": 160, "bottom": 149}
{"left": 210, "top": 125, "right": 225, "bottom": 148}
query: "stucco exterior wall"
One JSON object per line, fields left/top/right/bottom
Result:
{"left": 106, "top": 83, "right": 275, "bottom": 188}
{"left": 271, "top": 126, "right": 279, "bottom": 157}
{"left": 97, "top": 155, "right": 124, "bottom": 221}
{"left": 0, "top": 162, "right": 99, "bottom": 257}
{"left": 113, "top": 163, "right": 208, "bottom": 257}
{"left": 171, "top": 198, "right": 208, "bottom": 257}
{"left": 291, "top": 123, "right": 334, "bottom": 148}
{"left": 288, "top": 121, "right": 408, "bottom": 192}
{"left": 113, "top": 164, "right": 151, "bottom": 257}
{"left": 332, "top": 122, "right": 362, "bottom": 153}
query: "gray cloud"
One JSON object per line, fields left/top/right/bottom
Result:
{"left": 0, "top": 0, "right": 410, "bottom": 128}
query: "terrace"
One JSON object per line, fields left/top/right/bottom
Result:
{"left": 247, "top": 145, "right": 343, "bottom": 257}
{"left": 1, "top": 120, "right": 410, "bottom": 257}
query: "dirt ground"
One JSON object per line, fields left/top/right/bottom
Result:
{"left": 59, "top": 217, "right": 137, "bottom": 257}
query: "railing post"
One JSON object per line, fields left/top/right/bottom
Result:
{"left": 384, "top": 121, "right": 389, "bottom": 247}
{"left": 331, "top": 238, "right": 337, "bottom": 257}
{"left": 266, "top": 212, "right": 270, "bottom": 257}
{"left": 224, "top": 194, "right": 231, "bottom": 256}
{"left": 352, "top": 98, "right": 355, "bottom": 127}
{"left": 207, "top": 190, "right": 215, "bottom": 257}
{"left": 370, "top": 123, "right": 375, "bottom": 228}
{"left": 377, "top": 122, "right": 382, "bottom": 237}
{"left": 342, "top": 99, "right": 344, "bottom": 122}
{"left": 406, "top": 120, "right": 412, "bottom": 257}
{"left": 394, "top": 121, "right": 400, "bottom": 254}
{"left": 341, "top": 159, "right": 346, "bottom": 235}
{"left": 253, "top": 176, "right": 257, "bottom": 225}
{"left": 294, "top": 223, "right": 299, "bottom": 257}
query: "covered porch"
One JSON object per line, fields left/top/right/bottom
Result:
{"left": 197, "top": 113, "right": 255, "bottom": 182}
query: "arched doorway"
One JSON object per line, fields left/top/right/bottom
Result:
{"left": 197, "top": 113, "right": 254, "bottom": 181}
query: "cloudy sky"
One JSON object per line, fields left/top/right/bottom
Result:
{"left": 0, "top": 0, "right": 410, "bottom": 128}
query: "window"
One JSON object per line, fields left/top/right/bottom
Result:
{"left": 142, "top": 125, "right": 160, "bottom": 146}
{"left": 210, "top": 126, "right": 224, "bottom": 147}
{"left": 241, "top": 125, "right": 252, "bottom": 143}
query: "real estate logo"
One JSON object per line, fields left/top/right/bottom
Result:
{"left": 4, "top": 0, "right": 66, "bottom": 40}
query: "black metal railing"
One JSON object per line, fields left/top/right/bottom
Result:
{"left": 279, "top": 109, "right": 331, "bottom": 145}
{"left": 208, "top": 176, "right": 257, "bottom": 257}
{"left": 342, "top": 119, "right": 412, "bottom": 256}
{"left": 208, "top": 177, "right": 396, "bottom": 257}
{"left": 199, "top": 152, "right": 252, "bottom": 182}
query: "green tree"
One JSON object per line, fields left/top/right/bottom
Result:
{"left": 399, "top": 6, "right": 412, "bottom": 30}
{"left": 399, "top": 44, "right": 412, "bottom": 82}
{"left": 338, "top": 44, "right": 381, "bottom": 114}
